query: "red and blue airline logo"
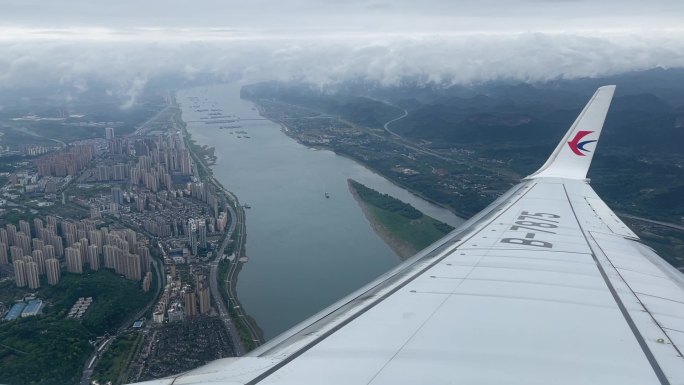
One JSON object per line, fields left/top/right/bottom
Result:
{"left": 568, "top": 130, "right": 596, "bottom": 156}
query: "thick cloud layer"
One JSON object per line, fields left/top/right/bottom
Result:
{"left": 2, "top": 0, "right": 683, "bottom": 105}
{"left": 2, "top": 33, "right": 684, "bottom": 97}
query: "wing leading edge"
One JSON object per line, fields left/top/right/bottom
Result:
{"left": 130, "top": 86, "right": 684, "bottom": 385}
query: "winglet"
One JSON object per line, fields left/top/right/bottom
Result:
{"left": 525, "top": 85, "right": 616, "bottom": 180}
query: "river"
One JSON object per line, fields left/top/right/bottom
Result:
{"left": 177, "top": 83, "right": 464, "bottom": 339}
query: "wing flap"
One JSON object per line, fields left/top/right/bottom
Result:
{"left": 585, "top": 197, "right": 638, "bottom": 238}
{"left": 590, "top": 232, "right": 684, "bottom": 369}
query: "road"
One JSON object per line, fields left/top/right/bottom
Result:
{"left": 383, "top": 108, "right": 408, "bottom": 139}
{"left": 49, "top": 138, "right": 67, "bottom": 148}
{"left": 619, "top": 213, "right": 684, "bottom": 232}
{"left": 209, "top": 187, "right": 262, "bottom": 350}
{"left": 220, "top": 199, "right": 262, "bottom": 347}
{"left": 269, "top": 98, "right": 456, "bottom": 163}
{"left": 134, "top": 104, "right": 175, "bottom": 136}
{"left": 209, "top": 260, "right": 244, "bottom": 356}
{"left": 209, "top": 200, "right": 245, "bottom": 356}
{"left": 377, "top": 108, "right": 457, "bottom": 162}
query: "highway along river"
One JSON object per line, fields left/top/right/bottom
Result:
{"left": 177, "top": 83, "right": 464, "bottom": 340}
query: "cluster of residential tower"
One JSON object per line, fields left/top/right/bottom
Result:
{"left": 0, "top": 216, "right": 152, "bottom": 290}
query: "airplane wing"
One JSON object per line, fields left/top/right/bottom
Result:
{"left": 132, "top": 86, "right": 684, "bottom": 385}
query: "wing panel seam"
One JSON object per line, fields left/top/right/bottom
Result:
{"left": 591, "top": 234, "right": 684, "bottom": 360}
{"left": 563, "top": 184, "right": 671, "bottom": 385}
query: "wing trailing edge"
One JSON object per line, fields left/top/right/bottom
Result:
{"left": 526, "top": 85, "right": 616, "bottom": 180}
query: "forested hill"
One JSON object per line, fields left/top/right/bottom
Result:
{"left": 392, "top": 85, "right": 684, "bottom": 155}
{"left": 242, "top": 68, "right": 684, "bottom": 160}
{"left": 242, "top": 69, "right": 684, "bottom": 222}
{"left": 241, "top": 81, "right": 403, "bottom": 128}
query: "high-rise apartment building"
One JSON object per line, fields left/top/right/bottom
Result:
{"left": 18, "top": 220, "right": 31, "bottom": 238}
{"left": 10, "top": 245, "right": 23, "bottom": 263}
{"left": 15, "top": 232, "right": 31, "bottom": 256}
{"left": 0, "top": 244, "right": 7, "bottom": 265}
{"left": 184, "top": 289, "right": 197, "bottom": 318}
{"left": 45, "top": 258, "right": 61, "bottom": 285}
{"left": 6, "top": 224, "right": 17, "bottom": 246}
{"left": 13, "top": 259, "right": 26, "bottom": 287}
{"left": 65, "top": 247, "right": 83, "bottom": 274}
{"left": 43, "top": 244, "right": 55, "bottom": 260}
{"left": 87, "top": 245, "right": 99, "bottom": 271}
{"left": 0, "top": 228, "right": 7, "bottom": 247}
{"left": 112, "top": 187, "right": 123, "bottom": 205}
{"left": 50, "top": 235, "right": 64, "bottom": 257}
{"left": 198, "top": 220, "right": 207, "bottom": 249}
{"left": 32, "top": 249, "right": 46, "bottom": 275}
{"left": 197, "top": 274, "right": 211, "bottom": 315}
{"left": 26, "top": 262, "right": 40, "bottom": 289}
{"left": 32, "top": 238, "right": 44, "bottom": 253}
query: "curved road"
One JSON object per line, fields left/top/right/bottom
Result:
{"left": 383, "top": 108, "right": 408, "bottom": 139}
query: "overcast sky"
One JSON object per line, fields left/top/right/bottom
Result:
{"left": 1, "top": 0, "right": 684, "bottom": 103}
{"left": 3, "top": 0, "right": 684, "bottom": 36}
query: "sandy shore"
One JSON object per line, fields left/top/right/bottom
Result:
{"left": 347, "top": 180, "right": 417, "bottom": 260}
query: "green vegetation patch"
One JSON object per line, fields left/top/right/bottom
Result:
{"left": 0, "top": 270, "right": 153, "bottom": 384}
{"left": 40, "top": 270, "right": 154, "bottom": 335}
{"left": 0, "top": 209, "right": 35, "bottom": 228}
{"left": 93, "top": 332, "right": 142, "bottom": 384}
{"left": 349, "top": 179, "right": 454, "bottom": 253}
{"left": 40, "top": 203, "right": 90, "bottom": 221}
{"left": 350, "top": 179, "right": 422, "bottom": 220}
{"left": 0, "top": 315, "right": 93, "bottom": 385}
{"left": 68, "top": 183, "right": 122, "bottom": 199}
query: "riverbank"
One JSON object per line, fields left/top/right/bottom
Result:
{"left": 174, "top": 97, "right": 264, "bottom": 348}
{"left": 253, "top": 101, "right": 475, "bottom": 220}
{"left": 348, "top": 179, "right": 454, "bottom": 260}
{"left": 254, "top": 100, "right": 462, "bottom": 258}
{"left": 349, "top": 181, "right": 415, "bottom": 259}
{"left": 178, "top": 83, "right": 459, "bottom": 339}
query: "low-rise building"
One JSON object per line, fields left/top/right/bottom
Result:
{"left": 21, "top": 299, "right": 43, "bottom": 317}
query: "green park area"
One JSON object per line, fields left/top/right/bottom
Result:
{"left": 92, "top": 332, "right": 143, "bottom": 384}
{"left": 0, "top": 270, "right": 153, "bottom": 385}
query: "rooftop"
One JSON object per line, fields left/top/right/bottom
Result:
{"left": 21, "top": 299, "right": 43, "bottom": 317}
{"left": 4, "top": 303, "right": 26, "bottom": 321}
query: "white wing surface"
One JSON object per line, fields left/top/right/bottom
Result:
{"left": 526, "top": 85, "right": 615, "bottom": 180}
{"left": 132, "top": 86, "right": 684, "bottom": 385}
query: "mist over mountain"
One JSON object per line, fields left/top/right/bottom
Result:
{"left": 243, "top": 68, "right": 684, "bottom": 158}
{"left": 2, "top": 30, "right": 684, "bottom": 111}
